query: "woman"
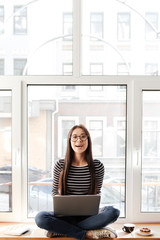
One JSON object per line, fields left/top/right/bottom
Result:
{"left": 35, "top": 124, "right": 120, "bottom": 239}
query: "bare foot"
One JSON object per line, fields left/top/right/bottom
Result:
{"left": 86, "top": 230, "right": 93, "bottom": 239}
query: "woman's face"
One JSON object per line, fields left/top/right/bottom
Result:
{"left": 70, "top": 127, "right": 88, "bottom": 154}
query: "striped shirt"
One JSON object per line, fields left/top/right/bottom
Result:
{"left": 52, "top": 159, "right": 104, "bottom": 195}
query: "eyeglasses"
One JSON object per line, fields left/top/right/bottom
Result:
{"left": 70, "top": 134, "right": 88, "bottom": 142}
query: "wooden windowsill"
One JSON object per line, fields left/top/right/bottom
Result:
{"left": 0, "top": 223, "right": 160, "bottom": 239}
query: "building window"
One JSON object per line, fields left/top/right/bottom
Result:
{"left": 0, "top": 6, "right": 4, "bottom": 34}
{"left": 116, "top": 119, "right": 126, "bottom": 157}
{"left": 62, "top": 63, "right": 72, "bottom": 75}
{"left": 117, "top": 12, "right": 130, "bottom": 41}
{"left": 145, "top": 63, "right": 158, "bottom": 75}
{"left": 0, "top": 59, "right": 4, "bottom": 75}
{"left": 14, "top": 59, "right": 27, "bottom": 75}
{"left": 14, "top": 6, "right": 27, "bottom": 34}
{"left": 90, "top": 12, "right": 104, "bottom": 40}
{"left": 87, "top": 119, "right": 103, "bottom": 157}
{"left": 60, "top": 119, "right": 77, "bottom": 157}
{"left": 90, "top": 63, "right": 103, "bottom": 75}
{"left": 63, "top": 12, "right": 72, "bottom": 41}
{"left": 145, "top": 12, "right": 158, "bottom": 40}
{"left": 117, "top": 63, "right": 130, "bottom": 75}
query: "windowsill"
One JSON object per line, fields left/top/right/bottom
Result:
{"left": 0, "top": 222, "right": 159, "bottom": 239}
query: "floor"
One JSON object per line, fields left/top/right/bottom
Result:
{"left": 0, "top": 222, "right": 159, "bottom": 239}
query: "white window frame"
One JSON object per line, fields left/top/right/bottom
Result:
{"left": 0, "top": 76, "right": 160, "bottom": 222}
{"left": 0, "top": 77, "right": 21, "bottom": 222}
{"left": 132, "top": 77, "right": 160, "bottom": 222}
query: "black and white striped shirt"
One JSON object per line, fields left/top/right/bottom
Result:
{"left": 52, "top": 159, "right": 104, "bottom": 195}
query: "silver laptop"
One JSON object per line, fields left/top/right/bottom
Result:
{"left": 53, "top": 195, "right": 101, "bottom": 216}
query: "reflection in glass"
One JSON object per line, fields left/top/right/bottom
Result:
{"left": 1, "top": 0, "right": 72, "bottom": 75}
{"left": 28, "top": 85, "right": 126, "bottom": 217}
{"left": 142, "top": 91, "right": 160, "bottom": 212}
{"left": 0, "top": 91, "right": 12, "bottom": 212}
{"left": 82, "top": 0, "right": 160, "bottom": 75}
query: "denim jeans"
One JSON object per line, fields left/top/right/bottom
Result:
{"left": 35, "top": 206, "right": 120, "bottom": 240}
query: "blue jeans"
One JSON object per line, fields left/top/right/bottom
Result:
{"left": 35, "top": 206, "right": 120, "bottom": 240}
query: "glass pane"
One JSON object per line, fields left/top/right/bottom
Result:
{"left": 142, "top": 91, "right": 160, "bottom": 212}
{"left": 28, "top": 85, "right": 126, "bottom": 218}
{"left": 0, "top": 91, "right": 12, "bottom": 212}
{"left": 1, "top": 0, "right": 72, "bottom": 75}
{"left": 82, "top": 0, "right": 160, "bottom": 75}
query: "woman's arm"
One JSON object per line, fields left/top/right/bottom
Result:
{"left": 94, "top": 159, "right": 104, "bottom": 194}
{"left": 52, "top": 159, "right": 64, "bottom": 196}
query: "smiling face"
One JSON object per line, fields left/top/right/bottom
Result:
{"left": 70, "top": 127, "right": 88, "bottom": 155}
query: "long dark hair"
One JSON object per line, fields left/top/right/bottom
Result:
{"left": 59, "top": 124, "right": 97, "bottom": 195}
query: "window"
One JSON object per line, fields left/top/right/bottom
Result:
{"left": 117, "top": 13, "right": 131, "bottom": 41}
{"left": 115, "top": 119, "right": 126, "bottom": 157}
{"left": 14, "top": 59, "right": 27, "bottom": 75}
{"left": 145, "top": 63, "right": 158, "bottom": 75}
{"left": 87, "top": 119, "right": 104, "bottom": 157}
{"left": 14, "top": 6, "right": 27, "bottom": 34}
{"left": 1, "top": 0, "right": 160, "bottom": 223}
{"left": 90, "top": 63, "right": 103, "bottom": 75}
{"left": 0, "top": 80, "right": 21, "bottom": 221}
{"left": 0, "top": 6, "right": 4, "bottom": 34}
{"left": 58, "top": 118, "right": 78, "bottom": 157}
{"left": 0, "top": 59, "right": 4, "bottom": 75}
{"left": 117, "top": 63, "right": 130, "bottom": 75}
{"left": 27, "top": 85, "right": 126, "bottom": 218}
{"left": 0, "top": 91, "right": 12, "bottom": 212}
{"left": 90, "top": 13, "right": 103, "bottom": 40}
{"left": 63, "top": 13, "right": 72, "bottom": 41}
{"left": 62, "top": 63, "right": 72, "bottom": 75}
{"left": 142, "top": 91, "right": 160, "bottom": 212}
{"left": 145, "top": 12, "right": 158, "bottom": 40}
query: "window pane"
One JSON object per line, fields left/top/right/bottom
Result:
{"left": 14, "top": 59, "right": 27, "bottom": 75}
{"left": 82, "top": 0, "right": 160, "bottom": 75}
{"left": 2, "top": 0, "right": 72, "bottom": 75}
{"left": 14, "top": 6, "right": 27, "bottom": 35}
{"left": 142, "top": 91, "right": 160, "bottom": 212}
{"left": 90, "top": 13, "right": 104, "bottom": 40}
{"left": 0, "top": 59, "right": 4, "bottom": 75}
{"left": 0, "top": 6, "right": 4, "bottom": 34}
{"left": 28, "top": 85, "right": 126, "bottom": 218}
{"left": 117, "top": 13, "right": 130, "bottom": 41}
{"left": 145, "top": 12, "right": 158, "bottom": 40}
{"left": 0, "top": 91, "right": 12, "bottom": 212}
{"left": 63, "top": 12, "right": 72, "bottom": 41}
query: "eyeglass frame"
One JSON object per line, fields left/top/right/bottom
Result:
{"left": 70, "top": 134, "right": 88, "bottom": 142}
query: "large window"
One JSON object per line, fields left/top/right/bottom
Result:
{"left": 0, "top": 0, "right": 160, "bottom": 223}
{"left": 27, "top": 85, "right": 126, "bottom": 218}
{"left": 142, "top": 91, "right": 160, "bottom": 212}
{"left": 0, "top": 91, "right": 12, "bottom": 212}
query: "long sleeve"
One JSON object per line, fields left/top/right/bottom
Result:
{"left": 94, "top": 159, "right": 104, "bottom": 194}
{"left": 52, "top": 159, "right": 64, "bottom": 196}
